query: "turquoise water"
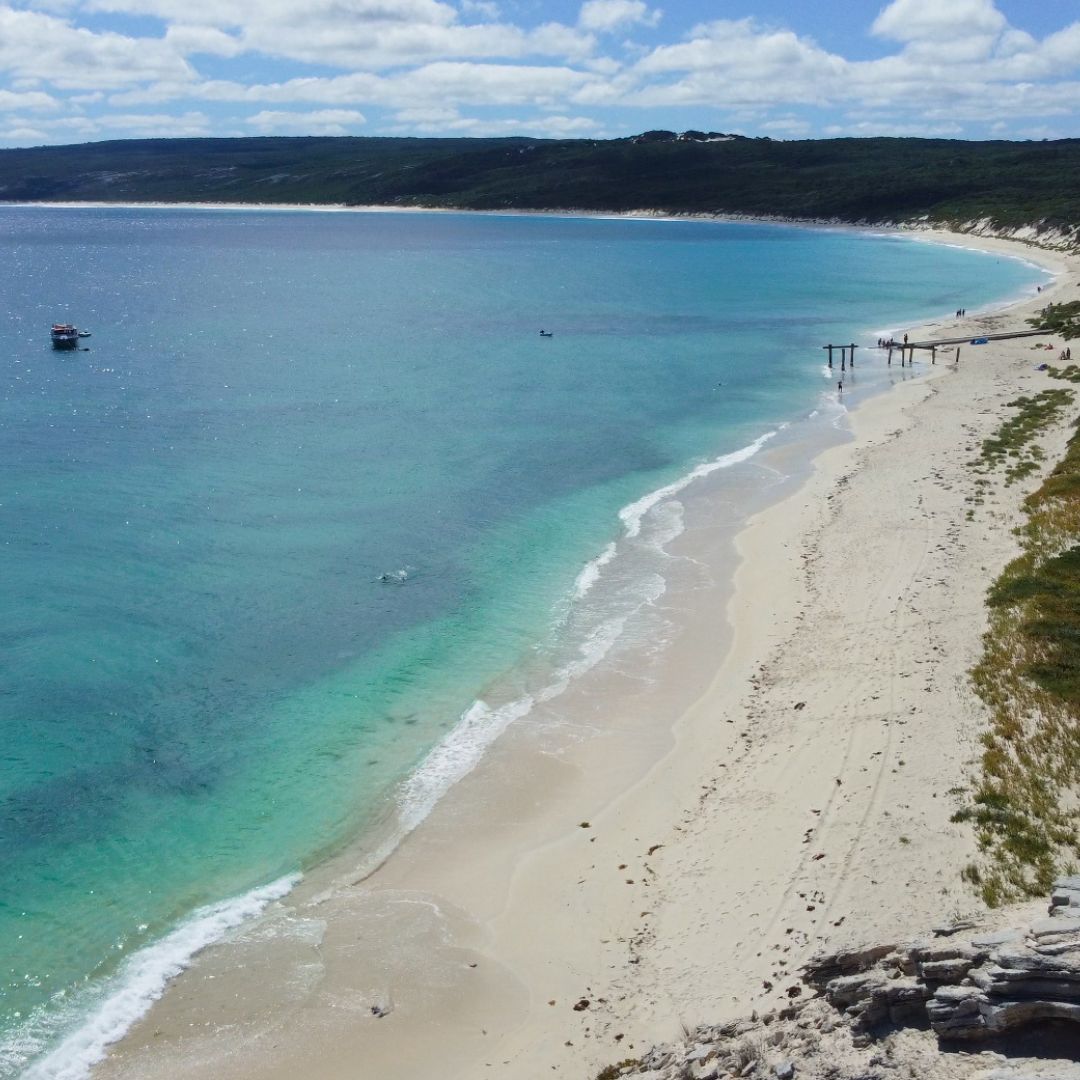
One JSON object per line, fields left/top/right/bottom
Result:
{"left": 0, "top": 208, "right": 1043, "bottom": 1075}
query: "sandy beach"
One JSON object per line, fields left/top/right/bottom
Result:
{"left": 89, "top": 227, "right": 1076, "bottom": 1080}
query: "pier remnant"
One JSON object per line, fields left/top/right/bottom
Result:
{"left": 823, "top": 343, "right": 859, "bottom": 372}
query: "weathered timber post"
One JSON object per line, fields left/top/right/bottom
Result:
{"left": 849, "top": 344, "right": 857, "bottom": 368}
{"left": 824, "top": 344, "right": 833, "bottom": 369}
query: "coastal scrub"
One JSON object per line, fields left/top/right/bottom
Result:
{"left": 971, "top": 388, "right": 1073, "bottom": 486}
{"left": 1031, "top": 300, "right": 1080, "bottom": 341}
{"left": 958, "top": 394, "right": 1080, "bottom": 904}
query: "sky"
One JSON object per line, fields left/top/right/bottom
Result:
{"left": 0, "top": 0, "right": 1078, "bottom": 147}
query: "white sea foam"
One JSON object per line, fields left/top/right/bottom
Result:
{"left": 396, "top": 432, "right": 782, "bottom": 836}
{"left": 397, "top": 695, "right": 537, "bottom": 833}
{"left": 19, "top": 874, "right": 298, "bottom": 1080}
{"left": 643, "top": 499, "right": 686, "bottom": 553}
{"left": 618, "top": 430, "right": 778, "bottom": 540}
{"left": 572, "top": 542, "right": 617, "bottom": 600}
{"left": 397, "top": 571, "right": 665, "bottom": 834}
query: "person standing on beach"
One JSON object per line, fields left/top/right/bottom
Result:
{"left": 838, "top": 380, "right": 843, "bottom": 395}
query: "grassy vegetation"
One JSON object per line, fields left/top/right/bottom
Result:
{"left": 1047, "top": 365, "right": 1080, "bottom": 382}
{"left": 972, "top": 388, "right": 1074, "bottom": 486}
{"left": 1031, "top": 301, "right": 1080, "bottom": 340}
{"left": 956, "top": 393, "right": 1080, "bottom": 904}
{"left": 1, "top": 134, "right": 1080, "bottom": 231}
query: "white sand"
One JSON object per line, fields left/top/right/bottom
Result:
{"left": 93, "top": 229, "right": 1077, "bottom": 1080}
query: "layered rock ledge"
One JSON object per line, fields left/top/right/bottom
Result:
{"left": 598, "top": 880, "right": 1080, "bottom": 1080}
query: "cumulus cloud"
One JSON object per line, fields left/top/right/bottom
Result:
{"left": 0, "top": 109, "right": 211, "bottom": 141}
{"left": 163, "top": 25, "right": 244, "bottom": 58}
{"left": 578, "top": 0, "right": 660, "bottom": 34}
{"left": 247, "top": 108, "right": 367, "bottom": 133}
{"left": 0, "top": 88, "right": 58, "bottom": 110}
{"left": 459, "top": 0, "right": 498, "bottom": 17}
{"left": 0, "top": 6, "right": 193, "bottom": 90}
{"left": 632, "top": 19, "right": 846, "bottom": 108}
{"left": 0, "top": 0, "right": 1079, "bottom": 144}
{"left": 385, "top": 108, "right": 601, "bottom": 136}
{"left": 623, "top": 4, "right": 1080, "bottom": 129}
{"left": 113, "top": 60, "right": 601, "bottom": 113}
{"left": 83, "top": 0, "right": 595, "bottom": 69}
{"left": 97, "top": 110, "right": 211, "bottom": 134}
{"left": 871, "top": 0, "right": 1006, "bottom": 44}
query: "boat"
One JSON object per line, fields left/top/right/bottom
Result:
{"left": 539, "top": 330, "right": 553, "bottom": 337}
{"left": 51, "top": 323, "right": 79, "bottom": 350}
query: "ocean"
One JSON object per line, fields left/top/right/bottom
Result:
{"left": 0, "top": 206, "right": 1044, "bottom": 1077}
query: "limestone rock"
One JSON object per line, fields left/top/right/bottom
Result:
{"left": 601, "top": 887, "right": 1080, "bottom": 1080}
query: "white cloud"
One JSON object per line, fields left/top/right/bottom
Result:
{"left": 1, "top": 125, "right": 49, "bottom": 141}
{"left": 0, "top": 88, "right": 58, "bottom": 110}
{"left": 759, "top": 116, "right": 810, "bottom": 136}
{"left": 1040, "top": 24, "right": 1080, "bottom": 69}
{"left": 460, "top": 0, "right": 498, "bottom": 18}
{"left": 392, "top": 105, "right": 460, "bottom": 124}
{"left": 578, "top": 0, "right": 659, "bottom": 34}
{"left": 97, "top": 110, "right": 211, "bottom": 135}
{"left": 0, "top": 109, "right": 211, "bottom": 142}
{"left": 618, "top": 6, "right": 1080, "bottom": 131}
{"left": 113, "top": 61, "right": 600, "bottom": 113}
{"left": 164, "top": 25, "right": 244, "bottom": 58}
{"left": 387, "top": 109, "right": 601, "bottom": 136}
{"left": 247, "top": 108, "right": 367, "bottom": 134}
{"left": 632, "top": 19, "right": 845, "bottom": 108}
{"left": 0, "top": 7, "right": 192, "bottom": 90}
{"left": 81, "top": 0, "right": 595, "bottom": 69}
{"left": 396, "top": 61, "right": 595, "bottom": 107}
{"left": 871, "top": 0, "right": 1006, "bottom": 45}
{"left": 1, "top": 0, "right": 1079, "bottom": 146}
{"left": 823, "top": 119, "right": 964, "bottom": 138}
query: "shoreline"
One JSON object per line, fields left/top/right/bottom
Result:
{"left": 73, "top": 227, "right": 1072, "bottom": 1079}
{"left": 8, "top": 197, "right": 1077, "bottom": 249}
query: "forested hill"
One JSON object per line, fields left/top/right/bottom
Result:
{"left": 1, "top": 132, "right": 1078, "bottom": 231}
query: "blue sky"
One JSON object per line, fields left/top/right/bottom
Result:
{"left": 0, "top": 0, "right": 1077, "bottom": 146}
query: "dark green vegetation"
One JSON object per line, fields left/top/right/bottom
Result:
{"left": 1032, "top": 300, "right": 1080, "bottom": 340}
{"left": 957, "top": 388, "right": 1080, "bottom": 906}
{"left": 2, "top": 134, "right": 1080, "bottom": 230}
{"left": 1047, "top": 365, "right": 1080, "bottom": 382}
{"left": 973, "top": 389, "right": 1075, "bottom": 485}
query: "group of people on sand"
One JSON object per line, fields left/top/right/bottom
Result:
{"left": 954, "top": 308, "right": 967, "bottom": 318}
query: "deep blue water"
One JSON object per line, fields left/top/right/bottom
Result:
{"left": 0, "top": 207, "right": 1043, "bottom": 1076}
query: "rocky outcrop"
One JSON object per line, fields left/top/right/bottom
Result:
{"left": 597, "top": 882, "right": 1080, "bottom": 1080}
{"left": 809, "top": 875, "right": 1080, "bottom": 1043}
{"left": 949, "top": 218, "right": 1080, "bottom": 253}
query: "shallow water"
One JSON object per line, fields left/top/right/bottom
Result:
{"left": 0, "top": 207, "right": 1044, "bottom": 1075}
